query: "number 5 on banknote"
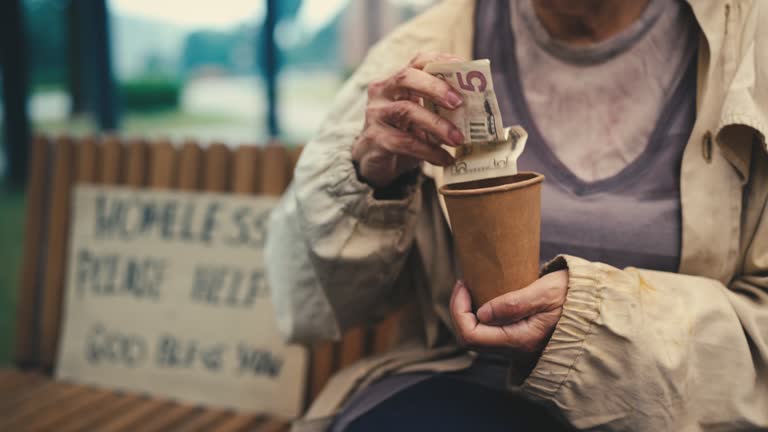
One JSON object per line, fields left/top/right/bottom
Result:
{"left": 424, "top": 59, "right": 528, "bottom": 185}
{"left": 423, "top": 59, "right": 504, "bottom": 144}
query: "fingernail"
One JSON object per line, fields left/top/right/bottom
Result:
{"left": 446, "top": 91, "right": 463, "bottom": 108}
{"left": 477, "top": 304, "right": 491, "bottom": 323}
{"left": 450, "top": 129, "right": 464, "bottom": 145}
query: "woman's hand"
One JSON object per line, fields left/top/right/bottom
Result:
{"left": 351, "top": 52, "right": 466, "bottom": 189}
{"left": 449, "top": 271, "right": 569, "bottom": 363}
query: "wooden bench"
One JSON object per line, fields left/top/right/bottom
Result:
{"left": 1, "top": 135, "right": 403, "bottom": 431}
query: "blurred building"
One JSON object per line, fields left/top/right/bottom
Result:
{"left": 340, "top": 0, "right": 435, "bottom": 70}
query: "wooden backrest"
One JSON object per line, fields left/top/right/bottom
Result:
{"left": 14, "top": 135, "right": 402, "bottom": 410}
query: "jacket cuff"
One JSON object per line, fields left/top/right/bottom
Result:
{"left": 518, "top": 255, "right": 604, "bottom": 399}
{"left": 326, "top": 149, "right": 422, "bottom": 228}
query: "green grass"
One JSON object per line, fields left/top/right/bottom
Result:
{"left": 34, "top": 111, "right": 244, "bottom": 138}
{"left": 0, "top": 184, "right": 25, "bottom": 366}
{"left": 122, "top": 111, "right": 240, "bottom": 129}
{"left": 31, "top": 83, "right": 66, "bottom": 93}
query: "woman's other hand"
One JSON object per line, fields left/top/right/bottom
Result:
{"left": 351, "top": 52, "right": 466, "bottom": 189}
{"left": 449, "top": 271, "right": 569, "bottom": 363}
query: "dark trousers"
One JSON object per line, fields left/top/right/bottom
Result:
{"left": 343, "top": 374, "right": 576, "bottom": 432}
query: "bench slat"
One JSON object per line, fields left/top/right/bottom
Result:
{"left": 149, "top": 139, "right": 177, "bottom": 188}
{"left": 99, "top": 135, "right": 123, "bottom": 184}
{"left": 0, "top": 372, "right": 50, "bottom": 409}
{"left": 209, "top": 413, "right": 263, "bottom": 432}
{"left": 287, "top": 146, "right": 302, "bottom": 183}
{"left": 19, "top": 386, "right": 113, "bottom": 431}
{"left": 94, "top": 398, "right": 173, "bottom": 432}
{"left": 171, "top": 408, "right": 232, "bottom": 432}
{"left": 38, "top": 137, "right": 76, "bottom": 370}
{"left": 0, "top": 381, "right": 82, "bottom": 429}
{"left": 339, "top": 327, "right": 366, "bottom": 368}
{"left": 261, "top": 145, "right": 289, "bottom": 197}
{"left": 177, "top": 141, "right": 203, "bottom": 191}
{"left": 308, "top": 341, "right": 335, "bottom": 402}
{"left": 0, "top": 380, "right": 62, "bottom": 414}
{"left": 0, "top": 370, "right": 44, "bottom": 393}
{"left": 233, "top": 146, "right": 261, "bottom": 194}
{"left": 149, "top": 140, "right": 178, "bottom": 193}
{"left": 141, "top": 402, "right": 202, "bottom": 432}
{"left": 373, "top": 308, "right": 405, "bottom": 355}
{"left": 75, "top": 136, "right": 99, "bottom": 183}
{"left": 124, "top": 138, "right": 149, "bottom": 187}
{"left": 204, "top": 143, "right": 232, "bottom": 192}
{"left": 56, "top": 392, "right": 144, "bottom": 432}
{"left": 255, "top": 418, "right": 291, "bottom": 432}
{"left": 15, "top": 137, "right": 52, "bottom": 368}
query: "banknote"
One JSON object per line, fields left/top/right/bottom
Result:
{"left": 423, "top": 59, "right": 505, "bottom": 145}
{"left": 444, "top": 126, "right": 528, "bottom": 185}
{"left": 424, "top": 59, "right": 527, "bottom": 185}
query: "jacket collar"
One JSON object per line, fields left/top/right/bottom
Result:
{"left": 687, "top": 0, "right": 764, "bottom": 181}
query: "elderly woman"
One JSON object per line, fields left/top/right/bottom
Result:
{"left": 266, "top": 0, "right": 768, "bottom": 431}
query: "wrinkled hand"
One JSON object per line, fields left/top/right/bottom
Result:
{"left": 351, "top": 52, "right": 466, "bottom": 188}
{"left": 450, "top": 270, "right": 569, "bottom": 364}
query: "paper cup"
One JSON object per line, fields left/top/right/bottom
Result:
{"left": 439, "top": 172, "right": 545, "bottom": 308}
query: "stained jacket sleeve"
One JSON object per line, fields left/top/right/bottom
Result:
{"left": 522, "top": 5, "right": 768, "bottom": 430}
{"left": 264, "top": 42, "right": 425, "bottom": 344}
{"left": 522, "top": 156, "right": 768, "bottom": 430}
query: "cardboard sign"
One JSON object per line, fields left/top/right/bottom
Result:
{"left": 56, "top": 185, "right": 307, "bottom": 418}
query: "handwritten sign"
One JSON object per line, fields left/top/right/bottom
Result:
{"left": 56, "top": 185, "right": 307, "bottom": 418}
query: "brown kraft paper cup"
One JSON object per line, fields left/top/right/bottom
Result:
{"left": 439, "top": 172, "right": 545, "bottom": 308}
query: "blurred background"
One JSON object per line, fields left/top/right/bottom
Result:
{"left": 0, "top": 0, "right": 437, "bottom": 365}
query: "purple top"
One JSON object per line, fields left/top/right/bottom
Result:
{"left": 477, "top": 0, "right": 697, "bottom": 272}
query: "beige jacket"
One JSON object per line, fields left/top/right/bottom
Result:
{"left": 265, "top": 1, "right": 768, "bottom": 430}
